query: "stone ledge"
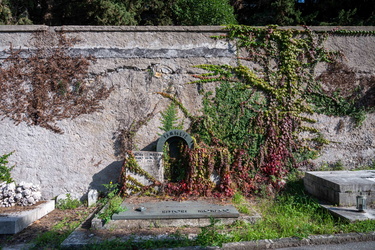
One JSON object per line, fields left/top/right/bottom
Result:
{"left": 0, "top": 200, "right": 55, "bottom": 234}
{"left": 1, "top": 25, "right": 375, "bottom": 33}
{"left": 322, "top": 204, "right": 375, "bottom": 222}
{"left": 222, "top": 232, "right": 375, "bottom": 250}
{"left": 92, "top": 214, "right": 260, "bottom": 230}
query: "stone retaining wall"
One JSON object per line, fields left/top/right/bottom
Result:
{"left": 0, "top": 26, "right": 374, "bottom": 199}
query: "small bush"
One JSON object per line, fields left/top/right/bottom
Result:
{"left": 0, "top": 152, "right": 14, "bottom": 183}
{"left": 98, "top": 195, "right": 126, "bottom": 224}
{"left": 56, "top": 194, "right": 81, "bottom": 210}
{"left": 98, "top": 182, "right": 126, "bottom": 224}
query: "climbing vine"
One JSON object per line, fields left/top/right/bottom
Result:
{"left": 118, "top": 150, "right": 160, "bottom": 196}
{"left": 180, "top": 25, "right": 337, "bottom": 195}
{"left": 165, "top": 25, "right": 374, "bottom": 197}
{"left": 0, "top": 30, "right": 112, "bottom": 133}
{"left": 123, "top": 25, "right": 374, "bottom": 198}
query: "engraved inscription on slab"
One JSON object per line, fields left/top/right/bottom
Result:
{"left": 128, "top": 151, "right": 164, "bottom": 185}
{"left": 112, "top": 201, "right": 239, "bottom": 220}
{"left": 156, "top": 129, "right": 194, "bottom": 152}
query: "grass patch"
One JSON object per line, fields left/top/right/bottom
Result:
{"left": 31, "top": 212, "right": 84, "bottom": 249}
{"left": 56, "top": 193, "right": 82, "bottom": 210}
{"left": 232, "top": 192, "right": 254, "bottom": 215}
{"left": 31, "top": 172, "right": 375, "bottom": 249}
{"left": 93, "top": 171, "right": 374, "bottom": 248}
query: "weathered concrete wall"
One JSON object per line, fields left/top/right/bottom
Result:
{"left": 0, "top": 26, "right": 374, "bottom": 199}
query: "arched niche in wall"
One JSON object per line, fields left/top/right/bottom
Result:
{"left": 156, "top": 129, "right": 194, "bottom": 154}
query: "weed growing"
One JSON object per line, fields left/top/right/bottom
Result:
{"left": 210, "top": 172, "right": 375, "bottom": 245}
{"left": 98, "top": 182, "right": 126, "bottom": 224}
{"left": 31, "top": 212, "right": 85, "bottom": 249}
{"left": 232, "top": 192, "right": 253, "bottom": 215}
{"left": 56, "top": 193, "right": 81, "bottom": 210}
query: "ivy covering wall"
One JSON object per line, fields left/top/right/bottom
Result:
{"left": 122, "top": 25, "right": 375, "bottom": 198}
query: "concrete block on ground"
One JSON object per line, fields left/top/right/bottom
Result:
{"left": 87, "top": 189, "right": 98, "bottom": 207}
{"left": 304, "top": 170, "right": 375, "bottom": 206}
{"left": 0, "top": 200, "right": 55, "bottom": 234}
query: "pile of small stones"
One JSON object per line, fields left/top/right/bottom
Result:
{"left": 0, "top": 181, "right": 42, "bottom": 207}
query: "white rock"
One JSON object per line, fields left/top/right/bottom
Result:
{"left": 14, "top": 193, "right": 22, "bottom": 200}
{"left": 22, "top": 182, "right": 33, "bottom": 189}
{"left": 56, "top": 193, "right": 69, "bottom": 203}
{"left": 6, "top": 182, "right": 16, "bottom": 191}
{"left": 27, "top": 197, "right": 35, "bottom": 204}
{"left": 32, "top": 191, "right": 42, "bottom": 201}
{"left": 22, "top": 189, "right": 31, "bottom": 196}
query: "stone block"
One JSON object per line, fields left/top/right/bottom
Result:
{"left": 127, "top": 151, "right": 164, "bottom": 186}
{"left": 0, "top": 200, "right": 55, "bottom": 234}
{"left": 304, "top": 170, "right": 375, "bottom": 206}
{"left": 87, "top": 189, "right": 98, "bottom": 207}
{"left": 112, "top": 201, "right": 239, "bottom": 220}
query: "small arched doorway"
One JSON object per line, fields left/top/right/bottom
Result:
{"left": 156, "top": 130, "right": 194, "bottom": 182}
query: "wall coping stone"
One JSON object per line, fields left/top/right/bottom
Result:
{"left": 0, "top": 25, "right": 374, "bottom": 33}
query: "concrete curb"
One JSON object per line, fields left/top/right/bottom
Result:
{"left": 221, "top": 231, "right": 375, "bottom": 249}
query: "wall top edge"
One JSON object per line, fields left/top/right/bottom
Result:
{"left": 0, "top": 25, "right": 226, "bottom": 33}
{"left": 0, "top": 25, "right": 375, "bottom": 33}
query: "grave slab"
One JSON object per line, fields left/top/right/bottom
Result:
{"left": 91, "top": 200, "right": 261, "bottom": 229}
{"left": 0, "top": 200, "right": 55, "bottom": 234}
{"left": 112, "top": 201, "right": 239, "bottom": 220}
{"left": 304, "top": 170, "right": 375, "bottom": 206}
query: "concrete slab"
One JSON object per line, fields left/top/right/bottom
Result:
{"left": 113, "top": 201, "right": 239, "bottom": 220}
{"left": 304, "top": 170, "right": 375, "bottom": 206}
{"left": 92, "top": 201, "right": 260, "bottom": 230}
{"left": 0, "top": 200, "right": 55, "bottom": 234}
{"left": 321, "top": 205, "right": 375, "bottom": 222}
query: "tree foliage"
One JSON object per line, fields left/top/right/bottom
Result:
{"left": 3, "top": 0, "right": 372, "bottom": 26}
{"left": 174, "top": 0, "right": 237, "bottom": 25}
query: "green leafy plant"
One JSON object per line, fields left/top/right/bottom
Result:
{"left": 98, "top": 182, "right": 126, "bottom": 224}
{"left": 156, "top": 25, "right": 374, "bottom": 199}
{"left": 0, "top": 152, "right": 15, "bottom": 183}
{"left": 159, "top": 102, "right": 183, "bottom": 133}
{"left": 102, "top": 181, "right": 120, "bottom": 200}
{"left": 98, "top": 195, "right": 126, "bottom": 224}
{"left": 232, "top": 192, "right": 253, "bottom": 215}
{"left": 56, "top": 193, "right": 82, "bottom": 210}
